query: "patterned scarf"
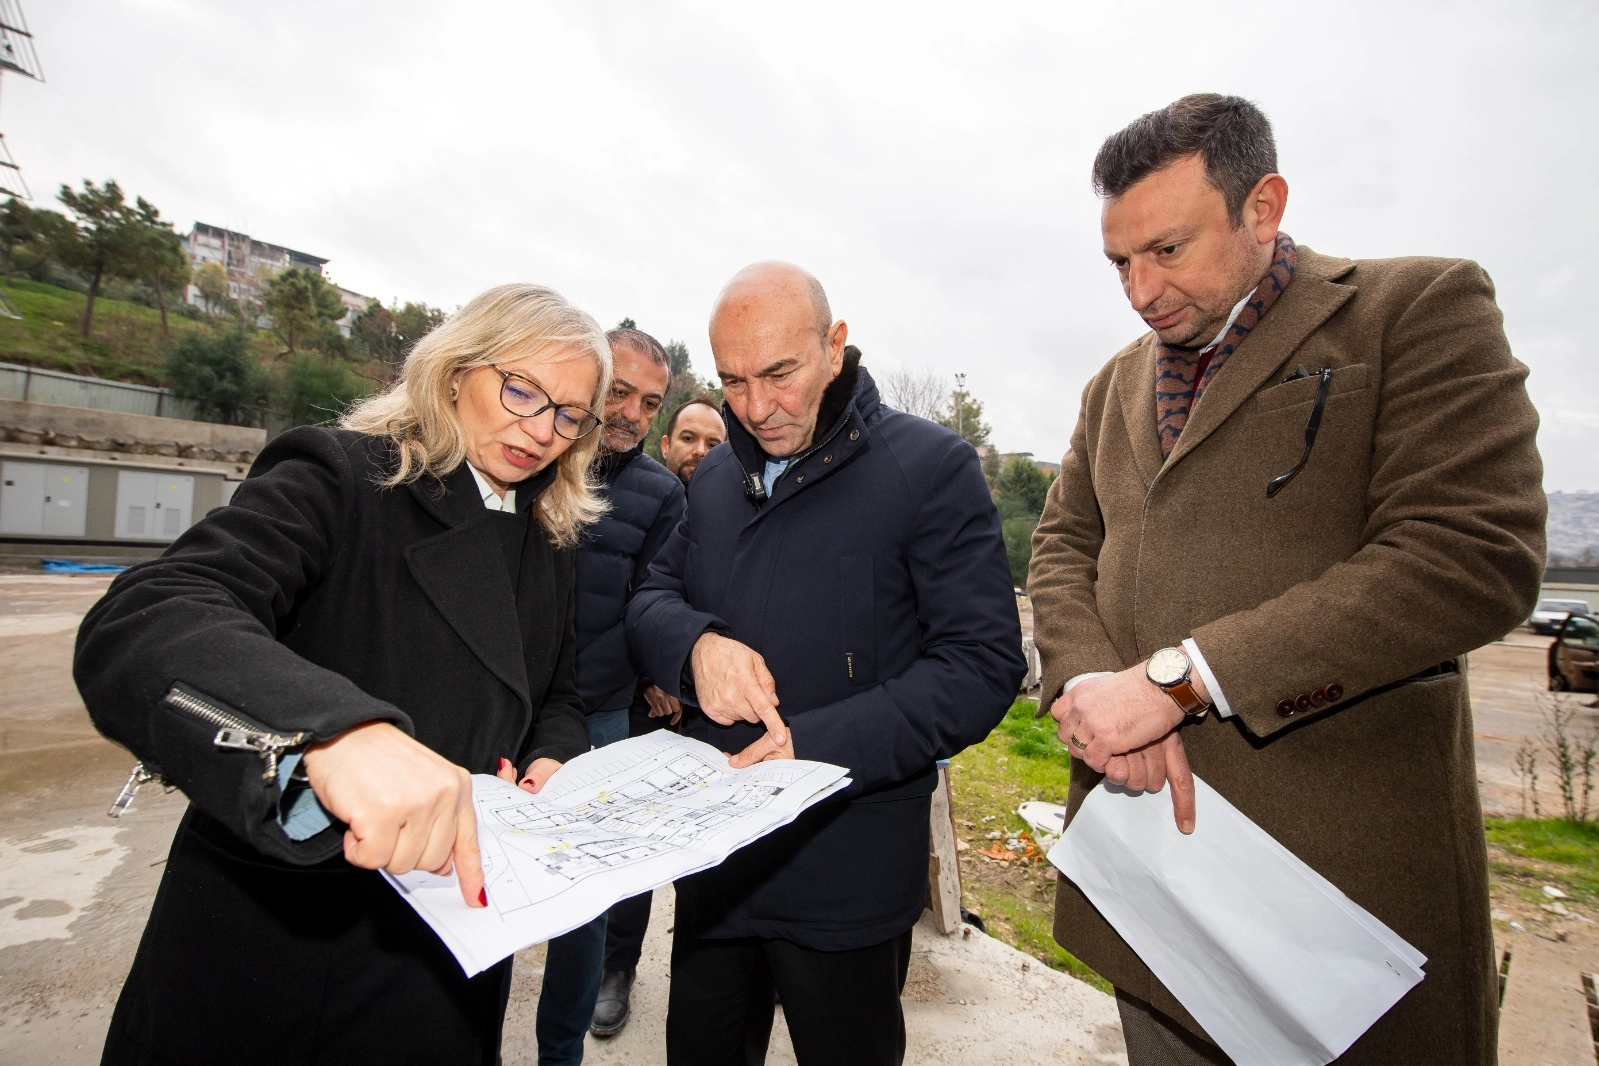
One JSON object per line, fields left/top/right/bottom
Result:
{"left": 1155, "top": 233, "right": 1297, "bottom": 458}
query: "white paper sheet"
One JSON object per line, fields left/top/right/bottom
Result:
{"left": 384, "top": 731, "right": 850, "bottom": 976}
{"left": 1047, "top": 777, "right": 1425, "bottom": 1066}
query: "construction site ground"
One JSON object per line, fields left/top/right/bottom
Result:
{"left": 0, "top": 570, "right": 1593, "bottom": 1064}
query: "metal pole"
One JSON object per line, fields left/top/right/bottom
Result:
{"left": 954, "top": 373, "right": 966, "bottom": 441}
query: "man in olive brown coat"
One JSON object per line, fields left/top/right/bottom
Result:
{"left": 1031, "top": 94, "right": 1545, "bottom": 1065}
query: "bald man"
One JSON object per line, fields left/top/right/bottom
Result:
{"left": 659, "top": 397, "right": 726, "bottom": 486}
{"left": 628, "top": 262, "right": 1024, "bottom": 1066}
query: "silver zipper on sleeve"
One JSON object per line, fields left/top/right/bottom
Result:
{"left": 106, "top": 687, "right": 306, "bottom": 817}
{"left": 162, "top": 685, "right": 307, "bottom": 782}
{"left": 108, "top": 763, "right": 156, "bottom": 818}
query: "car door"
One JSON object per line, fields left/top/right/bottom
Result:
{"left": 1557, "top": 616, "right": 1599, "bottom": 692}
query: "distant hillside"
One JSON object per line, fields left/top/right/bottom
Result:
{"left": 1548, "top": 491, "right": 1599, "bottom": 565}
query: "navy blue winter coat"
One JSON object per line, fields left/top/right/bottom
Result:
{"left": 575, "top": 445, "right": 684, "bottom": 714}
{"left": 627, "top": 354, "right": 1024, "bottom": 949}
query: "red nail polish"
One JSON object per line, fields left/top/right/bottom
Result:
{"left": 498, "top": 758, "right": 511, "bottom": 772}
{"left": 478, "top": 887, "right": 488, "bottom": 907}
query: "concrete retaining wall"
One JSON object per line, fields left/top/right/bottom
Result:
{"left": 0, "top": 398, "right": 265, "bottom": 464}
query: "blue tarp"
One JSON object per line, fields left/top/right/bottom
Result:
{"left": 41, "top": 559, "right": 127, "bottom": 574}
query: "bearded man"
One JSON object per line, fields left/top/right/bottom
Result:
{"left": 659, "top": 396, "right": 727, "bottom": 486}
{"left": 536, "top": 325, "right": 684, "bottom": 1066}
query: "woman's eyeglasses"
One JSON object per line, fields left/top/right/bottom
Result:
{"left": 490, "top": 367, "right": 600, "bottom": 440}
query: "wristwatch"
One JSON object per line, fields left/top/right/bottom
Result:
{"left": 1146, "top": 647, "right": 1210, "bottom": 718}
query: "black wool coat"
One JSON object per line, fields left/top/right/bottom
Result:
{"left": 627, "top": 358, "right": 1026, "bottom": 950}
{"left": 574, "top": 444, "right": 685, "bottom": 714}
{"left": 74, "top": 426, "right": 589, "bottom": 1065}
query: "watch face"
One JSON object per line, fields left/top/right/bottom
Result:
{"left": 1147, "top": 647, "right": 1190, "bottom": 687}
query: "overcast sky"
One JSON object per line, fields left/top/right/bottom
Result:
{"left": 7, "top": 0, "right": 1595, "bottom": 489}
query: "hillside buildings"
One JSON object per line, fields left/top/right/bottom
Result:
{"left": 181, "top": 222, "right": 369, "bottom": 333}
{"left": 182, "top": 222, "right": 326, "bottom": 303}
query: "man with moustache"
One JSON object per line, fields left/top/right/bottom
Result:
{"left": 659, "top": 395, "right": 727, "bottom": 486}
{"left": 1030, "top": 94, "right": 1544, "bottom": 1064}
{"left": 536, "top": 326, "right": 684, "bottom": 1066}
{"left": 590, "top": 392, "right": 726, "bottom": 1038}
{"left": 628, "top": 262, "right": 1024, "bottom": 1066}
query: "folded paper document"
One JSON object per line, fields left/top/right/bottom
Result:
{"left": 386, "top": 731, "right": 851, "bottom": 976}
{"left": 1048, "top": 777, "right": 1425, "bottom": 1066}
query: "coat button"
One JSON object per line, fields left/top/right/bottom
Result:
{"left": 1326, "top": 682, "right": 1344, "bottom": 701}
{"left": 1309, "top": 688, "right": 1327, "bottom": 707}
{"left": 1295, "top": 692, "right": 1313, "bottom": 713}
{"left": 823, "top": 455, "right": 832, "bottom": 463}
{"left": 1276, "top": 699, "right": 1296, "bottom": 717}
{"left": 849, "top": 430, "right": 860, "bottom": 440}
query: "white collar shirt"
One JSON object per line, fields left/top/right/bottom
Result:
{"left": 1200, "top": 291, "right": 1254, "bottom": 353}
{"left": 467, "top": 464, "right": 517, "bottom": 513}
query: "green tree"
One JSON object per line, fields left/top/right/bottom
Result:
{"left": 54, "top": 179, "right": 144, "bottom": 337}
{"left": 264, "top": 267, "right": 346, "bottom": 356}
{"left": 937, "top": 388, "right": 992, "bottom": 448}
{"left": 165, "top": 329, "right": 266, "bottom": 425}
{"left": 993, "top": 455, "right": 1056, "bottom": 587}
{"left": 393, "top": 301, "right": 445, "bottom": 355}
{"left": 665, "top": 339, "right": 692, "bottom": 378}
{"left": 350, "top": 299, "right": 399, "bottom": 364}
{"left": 193, "top": 261, "right": 234, "bottom": 319}
{"left": 994, "top": 454, "right": 1052, "bottom": 518}
{"left": 1002, "top": 516, "right": 1038, "bottom": 589}
{"left": 617, "top": 316, "right": 637, "bottom": 329}
{"left": 130, "top": 199, "right": 190, "bottom": 337}
{"left": 274, "top": 353, "right": 370, "bottom": 427}
{"left": 351, "top": 298, "right": 445, "bottom": 376}
{"left": 0, "top": 198, "right": 72, "bottom": 284}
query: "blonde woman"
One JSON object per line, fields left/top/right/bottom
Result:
{"left": 76, "top": 284, "right": 611, "bottom": 1065}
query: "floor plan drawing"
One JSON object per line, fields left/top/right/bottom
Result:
{"left": 385, "top": 731, "right": 851, "bottom": 975}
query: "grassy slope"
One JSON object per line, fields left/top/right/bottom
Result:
{"left": 1485, "top": 817, "right": 1599, "bottom": 905}
{"left": 948, "top": 698, "right": 1111, "bottom": 992}
{"left": 0, "top": 278, "right": 274, "bottom": 385}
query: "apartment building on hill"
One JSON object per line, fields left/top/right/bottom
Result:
{"left": 182, "top": 223, "right": 369, "bottom": 333}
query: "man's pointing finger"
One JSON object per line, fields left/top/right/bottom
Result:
{"left": 751, "top": 699, "right": 787, "bottom": 748}
{"left": 1164, "top": 731, "right": 1196, "bottom": 835}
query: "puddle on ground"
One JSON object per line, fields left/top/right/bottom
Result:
{"left": 0, "top": 826, "right": 126, "bottom": 948}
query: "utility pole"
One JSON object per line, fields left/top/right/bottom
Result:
{"left": 0, "top": 0, "right": 42, "bottom": 321}
{"left": 954, "top": 373, "right": 966, "bottom": 442}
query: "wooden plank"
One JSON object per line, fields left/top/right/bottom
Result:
{"left": 1499, "top": 930, "right": 1596, "bottom": 1066}
{"left": 928, "top": 763, "right": 962, "bottom": 934}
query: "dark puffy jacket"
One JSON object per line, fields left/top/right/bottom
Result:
{"left": 627, "top": 355, "right": 1024, "bottom": 949}
{"left": 575, "top": 445, "right": 685, "bottom": 714}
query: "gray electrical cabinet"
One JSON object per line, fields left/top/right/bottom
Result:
{"left": 114, "top": 470, "right": 194, "bottom": 541}
{"left": 0, "top": 460, "right": 90, "bottom": 537}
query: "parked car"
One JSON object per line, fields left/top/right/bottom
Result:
{"left": 1548, "top": 612, "right": 1599, "bottom": 692}
{"left": 1530, "top": 598, "right": 1593, "bottom": 636}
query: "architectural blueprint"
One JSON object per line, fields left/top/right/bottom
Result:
{"left": 385, "top": 731, "right": 851, "bottom": 975}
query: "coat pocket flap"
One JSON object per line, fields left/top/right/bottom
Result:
{"left": 1253, "top": 362, "right": 1370, "bottom": 412}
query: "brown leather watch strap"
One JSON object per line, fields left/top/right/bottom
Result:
{"left": 1163, "top": 677, "right": 1209, "bottom": 718}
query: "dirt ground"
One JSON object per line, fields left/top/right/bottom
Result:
{"left": 1471, "top": 628, "right": 1594, "bottom": 818}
